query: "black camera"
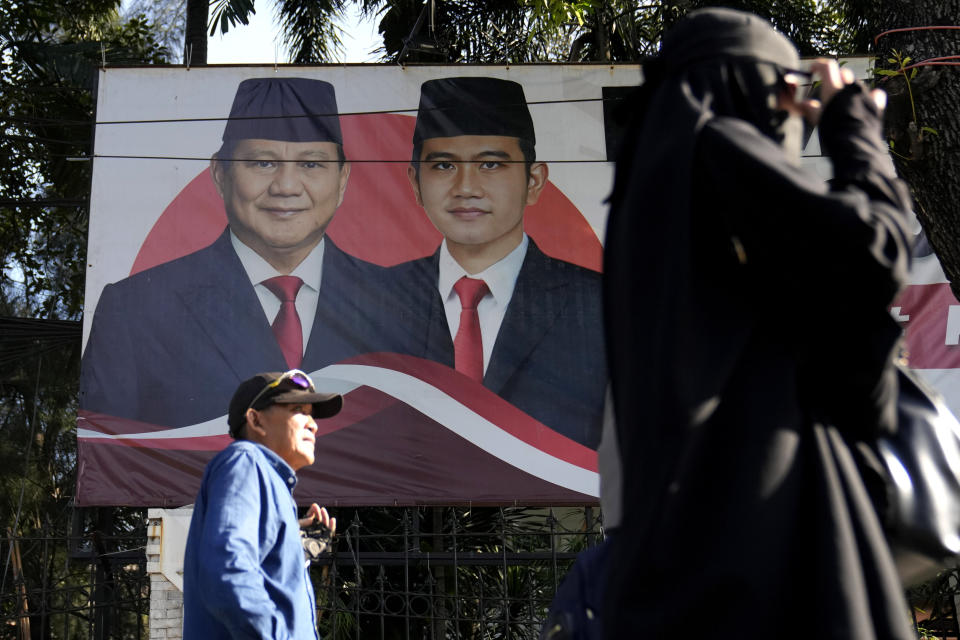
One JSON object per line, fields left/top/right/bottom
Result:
{"left": 300, "top": 522, "right": 333, "bottom": 562}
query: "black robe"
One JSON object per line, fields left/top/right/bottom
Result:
{"left": 603, "top": 83, "right": 915, "bottom": 638}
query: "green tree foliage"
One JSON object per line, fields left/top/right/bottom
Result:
{"left": 1, "top": 2, "right": 167, "bottom": 635}
{"left": 199, "top": 0, "right": 348, "bottom": 63}
{"left": 197, "top": 0, "right": 856, "bottom": 64}
{"left": 0, "top": 321, "right": 83, "bottom": 636}
{"left": 366, "top": 0, "right": 854, "bottom": 63}
{"left": 124, "top": 0, "right": 188, "bottom": 63}
{"left": 1, "top": 0, "right": 168, "bottom": 319}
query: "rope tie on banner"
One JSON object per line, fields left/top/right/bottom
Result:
{"left": 898, "top": 55, "right": 960, "bottom": 72}
{"left": 876, "top": 55, "right": 960, "bottom": 83}
{"left": 875, "top": 25, "right": 960, "bottom": 45}
{"left": 873, "top": 26, "right": 960, "bottom": 80}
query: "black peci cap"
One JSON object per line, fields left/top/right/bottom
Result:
{"left": 412, "top": 77, "right": 535, "bottom": 147}
{"left": 227, "top": 370, "right": 342, "bottom": 438}
{"left": 222, "top": 77, "right": 342, "bottom": 145}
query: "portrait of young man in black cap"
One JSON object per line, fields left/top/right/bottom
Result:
{"left": 395, "top": 76, "right": 606, "bottom": 449}
{"left": 183, "top": 369, "right": 339, "bottom": 639}
{"left": 80, "top": 77, "right": 409, "bottom": 431}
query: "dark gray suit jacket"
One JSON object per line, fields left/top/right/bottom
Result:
{"left": 81, "top": 230, "right": 417, "bottom": 428}
{"left": 394, "top": 241, "right": 607, "bottom": 448}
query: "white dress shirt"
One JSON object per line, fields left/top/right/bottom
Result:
{"left": 438, "top": 234, "right": 529, "bottom": 374}
{"left": 231, "top": 231, "right": 324, "bottom": 355}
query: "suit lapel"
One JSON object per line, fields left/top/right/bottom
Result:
{"left": 484, "top": 242, "right": 569, "bottom": 394}
{"left": 301, "top": 241, "right": 455, "bottom": 371}
{"left": 419, "top": 251, "right": 456, "bottom": 366}
{"left": 177, "top": 231, "right": 287, "bottom": 378}
{"left": 303, "top": 239, "right": 351, "bottom": 369}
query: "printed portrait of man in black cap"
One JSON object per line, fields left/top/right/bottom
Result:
{"left": 80, "top": 77, "right": 412, "bottom": 433}
{"left": 394, "top": 76, "right": 606, "bottom": 448}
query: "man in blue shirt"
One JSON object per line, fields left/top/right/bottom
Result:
{"left": 183, "top": 370, "right": 341, "bottom": 639}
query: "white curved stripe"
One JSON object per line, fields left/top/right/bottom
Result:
{"left": 314, "top": 364, "right": 599, "bottom": 497}
{"left": 78, "top": 415, "right": 227, "bottom": 440}
{"left": 77, "top": 364, "right": 599, "bottom": 496}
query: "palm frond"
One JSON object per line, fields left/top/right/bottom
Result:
{"left": 209, "top": 0, "right": 257, "bottom": 36}
{"left": 276, "top": 0, "right": 345, "bottom": 63}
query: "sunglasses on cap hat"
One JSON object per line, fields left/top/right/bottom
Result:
{"left": 247, "top": 369, "right": 314, "bottom": 411}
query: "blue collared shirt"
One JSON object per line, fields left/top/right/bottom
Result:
{"left": 183, "top": 440, "right": 318, "bottom": 640}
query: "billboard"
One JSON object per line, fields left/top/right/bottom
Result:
{"left": 76, "top": 62, "right": 960, "bottom": 508}
{"left": 76, "top": 65, "right": 641, "bottom": 506}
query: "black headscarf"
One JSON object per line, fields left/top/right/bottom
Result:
{"left": 603, "top": 7, "right": 803, "bottom": 526}
{"left": 610, "top": 7, "right": 800, "bottom": 208}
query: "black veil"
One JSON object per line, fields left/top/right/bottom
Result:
{"left": 603, "top": 6, "right": 801, "bottom": 535}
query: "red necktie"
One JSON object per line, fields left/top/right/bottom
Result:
{"left": 262, "top": 276, "right": 304, "bottom": 369}
{"left": 453, "top": 277, "right": 489, "bottom": 382}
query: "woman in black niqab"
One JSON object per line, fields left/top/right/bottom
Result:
{"left": 603, "top": 8, "right": 915, "bottom": 639}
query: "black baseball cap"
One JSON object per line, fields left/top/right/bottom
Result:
{"left": 227, "top": 370, "right": 343, "bottom": 437}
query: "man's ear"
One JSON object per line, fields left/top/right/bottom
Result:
{"left": 525, "top": 162, "right": 549, "bottom": 206}
{"left": 211, "top": 156, "right": 227, "bottom": 200}
{"left": 406, "top": 164, "right": 423, "bottom": 206}
{"left": 245, "top": 408, "right": 267, "bottom": 440}
{"left": 336, "top": 161, "right": 351, "bottom": 207}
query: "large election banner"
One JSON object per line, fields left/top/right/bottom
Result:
{"left": 76, "top": 65, "right": 640, "bottom": 506}
{"left": 76, "top": 63, "right": 960, "bottom": 508}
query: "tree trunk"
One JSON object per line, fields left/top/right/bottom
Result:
{"left": 594, "top": 8, "right": 610, "bottom": 62}
{"left": 184, "top": 0, "right": 209, "bottom": 65}
{"left": 870, "top": 1, "right": 960, "bottom": 300}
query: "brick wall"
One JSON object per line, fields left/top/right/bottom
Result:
{"left": 147, "top": 509, "right": 184, "bottom": 640}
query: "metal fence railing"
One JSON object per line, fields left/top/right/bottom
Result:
{"left": 313, "top": 506, "right": 602, "bottom": 639}
{"left": 6, "top": 506, "right": 959, "bottom": 639}
{"left": 2, "top": 527, "right": 149, "bottom": 640}
{"left": 3, "top": 506, "right": 602, "bottom": 640}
